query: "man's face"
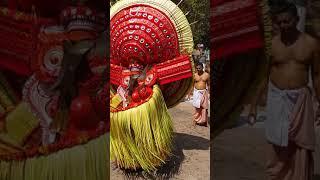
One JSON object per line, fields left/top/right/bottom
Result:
{"left": 196, "top": 65, "right": 203, "bottom": 73}
{"left": 276, "top": 12, "right": 298, "bottom": 33}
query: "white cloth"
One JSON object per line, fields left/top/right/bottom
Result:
{"left": 296, "top": 5, "right": 306, "bottom": 32}
{"left": 117, "top": 85, "right": 128, "bottom": 108}
{"left": 266, "top": 82, "right": 304, "bottom": 147}
{"left": 117, "top": 86, "right": 126, "bottom": 100}
{"left": 192, "top": 88, "right": 206, "bottom": 108}
{"left": 23, "top": 75, "right": 57, "bottom": 145}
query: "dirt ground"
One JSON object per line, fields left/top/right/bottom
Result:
{"left": 110, "top": 101, "right": 210, "bottom": 180}
{"left": 212, "top": 114, "right": 320, "bottom": 180}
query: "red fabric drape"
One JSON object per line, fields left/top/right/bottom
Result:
{"left": 0, "top": 7, "right": 55, "bottom": 77}
{"left": 0, "top": 0, "right": 102, "bottom": 76}
{"left": 211, "top": 0, "right": 264, "bottom": 60}
{"left": 8, "top": 0, "right": 17, "bottom": 10}
{"left": 0, "top": 60, "right": 32, "bottom": 76}
{"left": 7, "top": 0, "right": 65, "bottom": 17}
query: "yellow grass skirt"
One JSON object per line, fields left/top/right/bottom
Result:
{"left": 110, "top": 85, "right": 173, "bottom": 172}
{"left": 0, "top": 133, "right": 109, "bottom": 180}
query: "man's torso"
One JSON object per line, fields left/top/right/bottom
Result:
{"left": 270, "top": 33, "right": 317, "bottom": 89}
{"left": 194, "top": 72, "right": 209, "bottom": 90}
{"left": 267, "top": 33, "right": 317, "bottom": 147}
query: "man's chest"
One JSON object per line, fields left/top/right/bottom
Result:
{"left": 272, "top": 43, "right": 313, "bottom": 63}
{"left": 195, "top": 74, "right": 208, "bottom": 82}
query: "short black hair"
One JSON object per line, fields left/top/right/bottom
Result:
{"left": 196, "top": 62, "right": 203, "bottom": 67}
{"left": 272, "top": 2, "right": 298, "bottom": 17}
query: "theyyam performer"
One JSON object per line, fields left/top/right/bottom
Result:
{"left": 110, "top": 0, "right": 194, "bottom": 171}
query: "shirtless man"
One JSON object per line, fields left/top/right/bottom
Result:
{"left": 192, "top": 62, "right": 210, "bottom": 126}
{"left": 248, "top": 3, "right": 320, "bottom": 180}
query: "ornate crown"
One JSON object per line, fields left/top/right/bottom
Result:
{"left": 60, "top": 5, "right": 105, "bottom": 35}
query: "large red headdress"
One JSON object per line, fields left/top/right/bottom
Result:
{"left": 111, "top": 4, "right": 180, "bottom": 66}
{"left": 110, "top": 0, "right": 194, "bottom": 107}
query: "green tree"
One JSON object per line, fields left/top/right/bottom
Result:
{"left": 172, "top": 0, "right": 210, "bottom": 48}
{"left": 110, "top": 0, "right": 116, "bottom": 5}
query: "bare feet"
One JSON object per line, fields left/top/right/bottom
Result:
{"left": 192, "top": 120, "right": 196, "bottom": 127}
{"left": 197, "top": 122, "right": 208, "bottom": 127}
{"left": 192, "top": 121, "right": 208, "bottom": 127}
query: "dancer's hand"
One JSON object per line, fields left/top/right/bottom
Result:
{"left": 316, "top": 107, "right": 320, "bottom": 126}
{"left": 247, "top": 108, "right": 257, "bottom": 126}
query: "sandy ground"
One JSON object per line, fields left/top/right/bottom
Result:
{"left": 110, "top": 101, "right": 210, "bottom": 180}
{"left": 212, "top": 112, "right": 320, "bottom": 180}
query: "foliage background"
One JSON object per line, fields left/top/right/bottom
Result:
{"left": 110, "top": 0, "right": 210, "bottom": 49}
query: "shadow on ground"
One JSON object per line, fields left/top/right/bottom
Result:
{"left": 117, "top": 132, "right": 210, "bottom": 179}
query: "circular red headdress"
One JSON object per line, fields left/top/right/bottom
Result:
{"left": 111, "top": 0, "right": 194, "bottom": 107}
{"left": 111, "top": 5, "right": 180, "bottom": 66}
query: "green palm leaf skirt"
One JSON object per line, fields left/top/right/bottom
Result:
{"left": 0, "top": 134, "right": 109, "bottom": 180}
{"left": 110, "top": 85, "right": 173, "bottom": 172}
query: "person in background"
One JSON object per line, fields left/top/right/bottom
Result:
{"left": 248, "top": 3, "right": 320, "bottom": 179}
{"left": 193, "top": 62, "right": 210, "bottom": 126}
{"left": 188, "top": 44, "right": 202, "bottom": 101}
{"left": 198, "top": 44, "right": 206, "bottom": 69}
{"left": 192, "top": 44, "right": 201, "bottom": 63}
{"left": 269, "top": 0, "right": 307, "bottom": 34}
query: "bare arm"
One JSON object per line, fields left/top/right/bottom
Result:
{"left": 249, "top": 60, "right": 270, "bottom": 113}
{"left": 311, "top": 40, "right": 320, "bottom": 125}
{"left": 312, "top": 41, "right": 320, "bottom": 105}
{"left": 248, "top": 38, "right": 277, "bottom": 120}
{"left": 206, "top": 73, "right": 210, "bottom": 91}
{"left": 247, "top": 55, "right": 271, "bottom": 126}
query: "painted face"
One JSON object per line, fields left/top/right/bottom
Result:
{"left": 145, "top": 73, "right": 154, "bottom": 86}
{"left": 122, "top": 76, "right": 130, "bottom": 87}
{"left": 143, "top": 68, "right": 157, "bottom": 86}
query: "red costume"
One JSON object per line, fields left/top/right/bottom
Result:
{"left": 0, "top": 1, "right": 110, "bottom": 179}
{"left": 110, "top": 0, "right": 195, "bottom": 172}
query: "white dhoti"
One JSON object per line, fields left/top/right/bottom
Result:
{"left": 192, "top": 88, "right": 208, "bottom": 125}
{"left": 265, "top": 81, "right": 315, "bottom": 180}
